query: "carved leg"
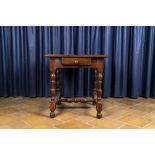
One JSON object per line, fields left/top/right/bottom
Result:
{"left": 49, "top": 72, "right": 56, "bottom": 118}
{"left": 56, "top": 69, "right": 61, "bottom": 105}
{"left": 96, "top": 70, "right": 103, "bottom": 119}
{"left": 93, "top": 69, "right": 98, "bottom": 105}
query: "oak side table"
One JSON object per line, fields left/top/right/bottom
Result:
{"left": 45, "top": 54, "right": 107, "bottom": 119}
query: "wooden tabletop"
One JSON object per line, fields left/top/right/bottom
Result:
{"left": 45, "top": 54, "right": 108, "bottom": 58}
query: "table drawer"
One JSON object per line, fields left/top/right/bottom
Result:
{"left": 61, "top": 58, "right": 91, "bottom": 66}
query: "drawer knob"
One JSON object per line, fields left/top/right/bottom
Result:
{"left": 74, "top": 60, "right": 79, "bottom": 64}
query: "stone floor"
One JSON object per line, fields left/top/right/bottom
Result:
{"left": 0, "top": 97, "right": 155, "bottom": 129}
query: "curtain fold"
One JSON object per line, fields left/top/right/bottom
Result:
{"left": 0, "top": 26, "right": 155, "bottom": 98}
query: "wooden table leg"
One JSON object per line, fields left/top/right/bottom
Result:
{"left": 93, "top": 69, "right": 98, "bottom": 105}
{"left": 49, "top": 71, "right": 56, "bottom": 118}
{"left": 96, "top": 67, "right": 103, "bottom": 119}
{"left": 56, "top": 68, "right": 61, "bottom": 105}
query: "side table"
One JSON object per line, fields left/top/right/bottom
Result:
{"left": 45, "top": 54, "right": 107, "bottom": 119}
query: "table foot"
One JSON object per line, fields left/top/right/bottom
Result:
{"left": 96, "top": 102, "right": 103, "bottom": 119}
{"left": 96, "top": 113, "right": 102, "bottom": 119}
{"left": 50, "top": 112, "right": 55, "bottom": 118}
{"left": 49, "top": 101, "right": 56, "bottom": 118}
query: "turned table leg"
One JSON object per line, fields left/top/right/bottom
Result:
{"left": 49, "top": 71, "right": 56, "bottom": 118}
{"left": 96, "top": 69, "right": 103, "bottom": 119}
{"left": 93, "top": 69, "right": 98, "bottom": 105}
{"left": 56, "top": 69, "right": 61, "bottom": 105}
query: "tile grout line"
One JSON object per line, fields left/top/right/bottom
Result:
{"left": 10, "top": 114, "right": 32, "bottom": 128}
{"left": 142, "top": 120, "right": 155, "bottom": 128}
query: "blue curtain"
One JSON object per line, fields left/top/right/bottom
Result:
{"left": 0, "top": 26, "right": 155, "bottom": 98}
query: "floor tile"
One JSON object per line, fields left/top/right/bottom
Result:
{"left": 0, "top": 107, "right": 19, "bottom": 116}
{"left": 119, "top": 124, "right": 140, "bottom": 129}
{"left": 0, "top": 115, "right": 16, "bottom": 126}
{"left": 0, "top": 97, "right": 155, "bottom": 129}
{"left": 145, "top": 111, "right": 155, "bottom": 120}
{"left": 88, "top": 118, "right": 123, "bottom": 129}
{"left": 56, "top": 112, "right": 79, "bottom": 121}
{"left": 119, "top": 111, "right": 152, "bottom": 127}
{"left": 56, "top": 120, "right": 92, "bottom": 129}
{"left": 130, "top": 103, "right": 155, "bottom": 113}
{"left": 0, "top": 125, "right": 12, "bottom": 129}
{"left": 75, "top": 115, "right": 95, "bottom": 123}
{"left": 20, "top": 114, "right": 50, "bottom": 125}
{"left": 143, "top": 122, "right": 155, "bottom": 129}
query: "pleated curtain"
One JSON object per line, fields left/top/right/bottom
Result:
{"left": 0, "top": 26, "right": 155, "bottom": 98}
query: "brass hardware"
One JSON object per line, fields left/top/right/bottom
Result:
{"left": 74, "top": 60, "right": 79, "bottom": 64}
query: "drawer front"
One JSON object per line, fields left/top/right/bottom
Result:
{"left": 61, "top": 58, "right": 91, "bottom": 66}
